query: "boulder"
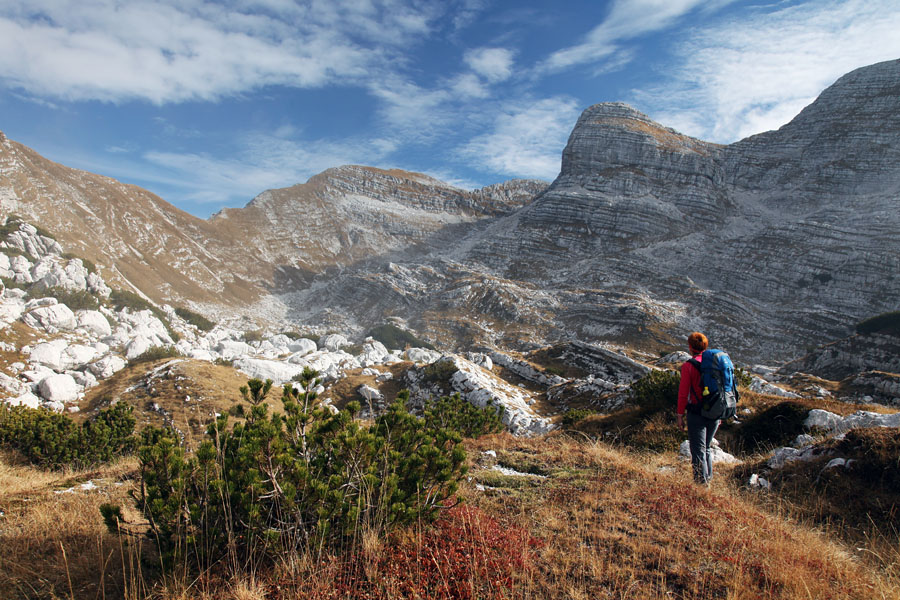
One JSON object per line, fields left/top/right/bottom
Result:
{"left": 216, "top": 340, "right": 253, "bottom": 360}
{"left": 29, "top": 339, "right": 69, "bottom": 370}
{"left": 321, "top": 333, "right": 349, "bottom": 351}
{"left": 289, "top": 338, "right": 318, "bottom": 356}
{"left": 125, "top": 336, "right": 155, "bottom": 360}
{"left": 0, "top": 297, "right": 25, "bottom": 325}
{"left": 22, "top": 303, "right": 77, "bottom": 332}
{"left": 679, "top": 438, "right": 740, "bottom": 464}
{"left": 63, "top": 344, "right": 99, "bottom": 369}
{"left": 232, "top": 358, "right": 305, "bottom": 385}
{"left": 76, "top": 310, "right": 112, "bottom": 337}
{"left": 749, "top": 377, "right": 800, "bottom": 398}
{"left": 404, "top": 347, "right": 442, "bottom": 364}
{"left": 8, "top": 392, "right": 41, "bottom": 409}
{"left": 89, "top": 355, "right": 127, "bottom": 379}
{"left": 38, "top": 374, "right": 81, "bottom": 404}
{"left": 359, "top": 338, "right": 390, "bottom": 366}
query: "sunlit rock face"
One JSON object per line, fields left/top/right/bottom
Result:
{"left": 2, "top": 60, "right": 899, "bottom": 364}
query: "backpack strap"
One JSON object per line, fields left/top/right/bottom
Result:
{"left": 686, "top": 358, "right": 702, "bottom": 405}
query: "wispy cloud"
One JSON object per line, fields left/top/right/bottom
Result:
{"left": 457, "top": 97, "right": 581, "bottom": 180}
{"left": 0, "top": 0, "right": 436, "bottom": 103}
{"left": 639, "top": 0, "right": 900, "bottom": 142}
{"left": 536, "top": 0, "right": 724, "bottom": 74}
{"left": 465, "top": 47, "right": 515, "bottom": 82}
{"left": 142, "top": 130, "right": 398, "bottom": 206}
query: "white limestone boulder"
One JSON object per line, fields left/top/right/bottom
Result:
{"left": 232, "top": 358, "right": 305, "bottom": 385}
{"left": 321, "top": 333, "right": 349, "bottom": 351}
{"left": 216, "top": 340, "right": 253, "bottom": 360}
{"left": 125, "top": 336, "right": 155, "bottom": 360}
{"left": 63, "top": 344, "right": 99, "bottom": 369}
{"left": 359, "top": 338, "right": 390, "bottom": 366}
{"left": 8, "top": 392, "right": 41, "bottom": 409}
{"left": 22, "top": 303, "right": 77, "bottom": 332}
{"left": 76, "top": 310, "right": 112, "bottom": 337}
{"left": 38, "top": 373, "right": 81, "bottom": 404}
{"left": 28, "top": 339, "right": 69, "bottom": 370}
{"left": 289, "top": 338, "right": 317, "bottom": 356}
{"left": 749, "top": 376, "right": 800, "bottom": 398}
{"left": 679, "top": 438, "right": 740, "bottom": 464}
{"left": 0, "top": 296, "right": 25, "bottom": 325}
{"left": 404, "top": 347, "right": 442, "bottom": 364}
{"left": 88, "top": 355, "right": 127, "bottom": 379}
{"left": 805, "top": 409, "right": 900, "bottom": 435}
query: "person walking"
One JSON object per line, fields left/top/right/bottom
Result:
{"left": 676, "top": 332, "right": 719, "bottom": 484}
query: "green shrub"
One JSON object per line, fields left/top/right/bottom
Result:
{"left": 856, "top": 311, "right": 900, "bottom": 337}
{"left": 109, "top": 288, "right": 155, "bottom": 312}
{"left": 734, "top": 401, "right": 810, "bottom": 453}
{"left": 39, "top": 286, "right": 100, "bottom": 310}
{"left": 109, "top": 288, "right": 180, "bottom": 341}
{"left": 419, "top": 391, "right": 505, "bottom": 438}
{"left": 60, "top": 252, "right": 97, "bottom": 275}
{"left": 0, "top": 402, "right": 135, "bottom": 469}
{"left": 629, "top": 369, "right": 680, "bottom": 415}
{"left": 735, "top": 366, "right": 753, "bottom": 388}
{"left": 423, "top": 358, "right": 459, "bottom": 385}
{"left": 368, "top": 324, "right": 435, "bottom": 351}
{"left": 561, "top": 407, "right": 597, "bottom": 428}
{"left": 243, "top": 329, "right": 264, "bottom": 343}
{"left": 132, "top": 345, "right": 183, "bottom": 363}
{"left": 133, "top": 374, "right": 467, "bottom": 570}
{"left": 1, "top": 247, "right": 36, "bottom": 262}
{"left": 174, "top": 306, "right": 215, "bottom": 332}
{"left": 0, "top": 276, "right": 30, "bottom": 292}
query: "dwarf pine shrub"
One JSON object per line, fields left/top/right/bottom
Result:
{"left": 174, "top": 306, "right": 215, "bottom": 332}
{"left": 420, "top": 391, "right": 505, "bottom": 438}
{"left": 0, "top": 403, "right": 135, "bottom": 469}
{"left": 41, "top": 286, "right": 100, "bottom": 310}
{"left": 132, "top": 345, "right": 183, "bottom": 363}
{"left": 132, "top": 373, "right": 468, "bottom": 571}
{"left": 629, "top": 369, "right": 680, "bottom": 414}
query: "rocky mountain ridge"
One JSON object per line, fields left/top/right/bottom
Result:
{"left": 1, "top": 59, "right": 899, "bottom": 364}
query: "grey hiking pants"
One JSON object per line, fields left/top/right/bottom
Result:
{"left": 687, "top": 411, "right": 720, "bottom": 484}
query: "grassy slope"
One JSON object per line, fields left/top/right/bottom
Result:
{"left": 2, "top": 431, "right": 898, "bottom": 600}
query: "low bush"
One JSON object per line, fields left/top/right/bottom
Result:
{"left": 0, "top": 402, "right": 135, "bottom": 469}
{"left": 174, "top": 306, "right": 215, "bottom": 332}
{"left": 733, "top": 401, "right": 810, "bottom": 453}
{"left": 131, "top": 345, "right": 183, "bottom": 363}
{"left": 420, "top": 391, "right": 505, "bottom": 439}
{"left": 60, "top": 252, "right": 97, "bottom": 275}
{"left": 368, "top": 324, "right": 435, "bottom": 351}
{"left": 108, "top": 288, "right": 155, "bottom": 312}
{"left": 629, "top": 369, "right": 680, "bottom": 415}
{"left": 422, "top": 358, "right": 459, "bottom": 385}
{"left": 130, "top": 374, "right": 468, "bottom": 571}
{"left": 856, "top": 311, "right": 900, "bottom": 337}
{"left": 39, "top": 286, "right": 100, "bottom": 310}
{"left": 561, "top": 407, "right": 597, "bottom": 428}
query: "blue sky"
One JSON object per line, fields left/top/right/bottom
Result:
{"left": 2, "top": 0, "right": 900, "bottom": 218}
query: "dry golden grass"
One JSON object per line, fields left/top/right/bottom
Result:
{"left": 0, "top": 452, "right": 142, "bottom": 600}
{"left": 2, "top": 420, "right": 898, "bottom": 599}
{"left": 464, "top": 433, "right": 900, "bottom": 600}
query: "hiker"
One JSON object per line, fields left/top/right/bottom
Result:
{"left": 677, "top": 332, "right": 718, "bottom": 484}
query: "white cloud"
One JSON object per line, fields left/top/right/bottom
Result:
{"left": 464, "top": 47, "right": 515, "bottom": 82}
{"left": 458, "top": 97, "right": 581, "bottom": 180}
{"left": 640, "top": 0, "right": 900, "bottom": 142}
{"left": 537, "top": 0, "right": 721, "bottom": 74}
{"left": 0, "top": 0, "right": 437, "bottom": 103}
{"left": 142, "top": 131, "right": 398, "bottom": 206}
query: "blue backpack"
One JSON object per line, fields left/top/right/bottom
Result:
{"left": 688, "top": 349, "right": 738, "bottom": 420}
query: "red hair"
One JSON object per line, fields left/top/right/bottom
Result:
{"left": 687, "top": 332, "right": 708, "bottom": 355}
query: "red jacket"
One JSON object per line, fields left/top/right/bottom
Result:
{"left": 677, "top": 354, "right": 703, "bottom": 415}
